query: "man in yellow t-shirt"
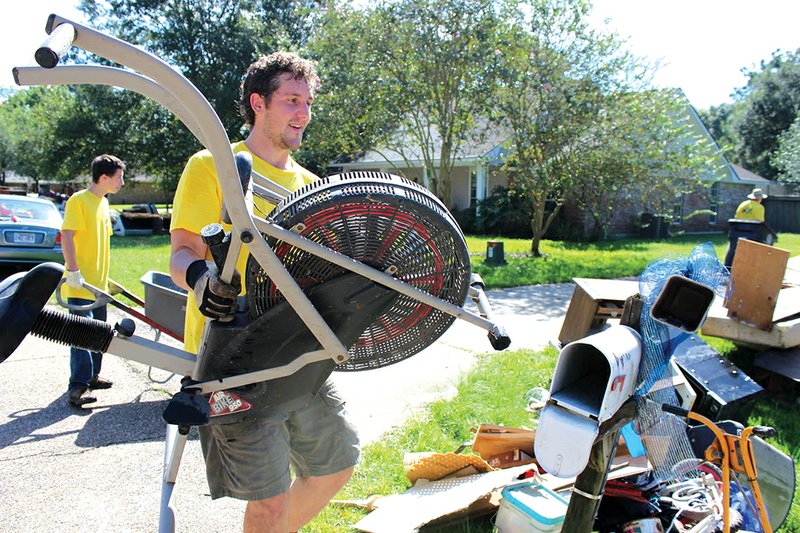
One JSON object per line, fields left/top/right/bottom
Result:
{"left": 734, "top": 187, "right": 767, "bottom": 221}
{"left": 61, "top": 154, "right": 125, "bottom": 407}
{"left": 169, "top": 52, "right": 359, "bottom": 532}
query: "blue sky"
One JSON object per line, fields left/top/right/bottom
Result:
{"left": 2, "top": 1, "right": 799, "bottom": 110}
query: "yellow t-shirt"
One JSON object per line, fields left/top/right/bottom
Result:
{"left": 734, "top": 199, "right": 765, "bottom": 221}
{"left": 170, "top": 141, "right": 317, "bottom": 354}
{"left": 60, "top": 189, "right": 112, "bottom": 300}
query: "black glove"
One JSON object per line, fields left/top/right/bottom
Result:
{"left": 186, "top": 260, "right": 241, "bottom": 321}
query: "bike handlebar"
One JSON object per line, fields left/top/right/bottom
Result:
{"left": 36, "top": 19, "right": 75, "bottom": 68}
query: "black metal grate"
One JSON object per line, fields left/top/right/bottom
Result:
{"left": 246, "top": 171, "right": 471, "bottom": 371}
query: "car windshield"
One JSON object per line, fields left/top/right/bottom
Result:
{"left": 0, "top": 198, "right": 62, "bottom": 225}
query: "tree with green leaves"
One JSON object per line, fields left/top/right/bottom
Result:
{"left": 773, "top": 116, "right": 800, "bottom": 186}
{"left": 572, "top": 91, "right": 721, "bottom": 241}
{"left": 78, "top": 0, "right": 318, "bottom": 187}
{"left": 301, "top": 3, "right": 405, "bottom": 175}
{"left": 493, "top": 0, "right": 714, "bottom": 254}
{"left": 492, "top": 0, "right": 627, "bottom": 253}
{"left": 379, "top": 0, "right": 500, "bottom": 205}
{"left": 309, "top": 0, "right": 500, "bottom": 205}
{"left": 0, "top": 84, "right": 147, "bottom": 187}
{"left": 697, "top": 101, "right": 740, "bottom": 161}
{"left": 734, "top": 49, "right": 800, "bottom": 179}
{"left": 0, "top": 86, "right": 77, "bottom": 186}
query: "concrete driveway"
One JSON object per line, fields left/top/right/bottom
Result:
{"left": 0, "top": 283, "right": 574, "bottom": 531}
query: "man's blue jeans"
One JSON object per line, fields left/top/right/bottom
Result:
{"left": 67, "top": 297, "right": 107, "bottom": 387}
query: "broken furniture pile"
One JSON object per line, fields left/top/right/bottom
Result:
{"left": 560, "top": 238, "right": 800, "bottom": 419}
{"left": 347, "top": 242, "right": 795, "bottom": 532}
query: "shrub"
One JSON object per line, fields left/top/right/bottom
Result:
{"left": 453, "top": 185, "right": 533, "bottom": 238}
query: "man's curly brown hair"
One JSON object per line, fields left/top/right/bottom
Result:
{"left": 239, "top": 52, "right": 320, "bottom": 127}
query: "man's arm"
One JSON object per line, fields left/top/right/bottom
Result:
{"left": 171, "top": 228, "right": 240, "bottom": 320}
{"left": 170, "top": 228, "right": 208, "bottom": 291}
{"left": 61, "top": 229, "right": 79, "bottom": 271}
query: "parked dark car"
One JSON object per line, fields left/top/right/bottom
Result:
{"left": 0, "top": 194, "right": 63, "bottom": 265}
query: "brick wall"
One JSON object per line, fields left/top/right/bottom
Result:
{"left": 562, "top": 180, "right": 789, "bottom": 239}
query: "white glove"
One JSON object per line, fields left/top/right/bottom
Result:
{"left": 66, "top": 269, "right": 85, "bottom": 289}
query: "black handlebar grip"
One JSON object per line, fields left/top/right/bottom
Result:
{"left": 752, "top": 426, "right": 777, "bottom": 438}
{"left": 488, "top": 326, "right": 511, "bottom": 350}
{"left": 661, "top": 404, "right": 690, "bottom": 417}
{"left": 220, "top": 151, "right": 254, "bottom": 224}
{"left": 235, "top": 151, "right": 253, "bottom": 192}
{"left": 200, "top": 223, "right": 228, "bottom": 271}
{"left": 114, "top": 318, "right": 136, "bottom": 338}
{"left": 35, "top": 22, "right": 76, "bottom": 69}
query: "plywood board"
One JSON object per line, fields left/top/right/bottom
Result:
{"left": 726, "top": 239, "right": 790, "bottom": 330}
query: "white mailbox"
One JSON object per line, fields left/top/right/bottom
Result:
{"left": 535, "top": 325, "right": 642, "bottom": 478}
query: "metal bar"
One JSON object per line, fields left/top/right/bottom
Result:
{"left": 106, "top": 336, "right": 196, "bottom": 376}
{"left": 252, "top": 183, "right": 285, "bottom": 206}
{"left": 251, "top": 170, "right": 291, "bottom": 199}
{"left": 159, "top": 424, "right": 187, "bottom": 533}
{"left": 190, "top": 350, "right": 336, "bottom": 394}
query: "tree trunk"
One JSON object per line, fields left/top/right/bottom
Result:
{"left": 529, "top": 194, "right": 546, "bottom": 257}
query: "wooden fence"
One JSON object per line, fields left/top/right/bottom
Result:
{"left": 765, "top": 196, "right": 800, "bottom": 233}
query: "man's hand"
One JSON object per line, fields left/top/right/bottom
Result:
{"left": 188, "top": 260, "right": 241, "bottom": 321}
{"left": 65, "top": 269, "right": 85, "bottom": 289}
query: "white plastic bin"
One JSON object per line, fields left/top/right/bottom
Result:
{"left": 495, "top": 482, "right": 568, "bottom": 532}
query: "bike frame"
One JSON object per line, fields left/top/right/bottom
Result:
{"left": 14, "top": 14, "right": 508, "bottom": 531}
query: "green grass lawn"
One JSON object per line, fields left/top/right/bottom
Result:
{"left": 109, "top": 232, "right": 800, "bottom": 300}
{"left": 469, "top": 233, "right": 800, "bottom": 288}
{"left": 106, "top": 232, "right": 800, "bottom": 531}
{"left": 108, "top": 234, "right": 172, "bottom": 298}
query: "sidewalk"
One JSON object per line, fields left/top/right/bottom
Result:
{"left": 0, "top": 283, "right": 574, "bottom": 531}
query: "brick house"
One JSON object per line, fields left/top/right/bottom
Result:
{"left": 334, "top": 93, "right": 790, "bottom": 238}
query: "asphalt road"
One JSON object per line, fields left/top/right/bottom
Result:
{"left": 0, "top": 282, "right": 574, "bottom": 531}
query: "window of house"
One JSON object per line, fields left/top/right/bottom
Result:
{"left": 672, "top": 193, "right": 684, "bottom": 225}
{"left": 709, "top": 182, "right": 720, "bottom": 224}
{"left": 470, "top": 170, "right": 478, "bottom": 205}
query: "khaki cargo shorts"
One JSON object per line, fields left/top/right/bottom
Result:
{"left": 198, "top": 380, "right": 360, "bottom": 501}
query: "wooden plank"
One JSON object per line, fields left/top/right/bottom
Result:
{"left": 773, "top": 286, "right": 800, "bottom": 323}
{"left": 558, "top": 284, "right": 599, "bottom": 345}
{"left": 784, "top": 254, "right": 800, "bottom": 286}
{"left": 701, "top": 312, "right": 800, "bottom": 350}
{"left": 726, "top": 239, "right": 790, "bottom": 330}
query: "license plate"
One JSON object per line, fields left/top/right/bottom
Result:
{"left": 11, "top": 232, "right": 36, "bottom": 244}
